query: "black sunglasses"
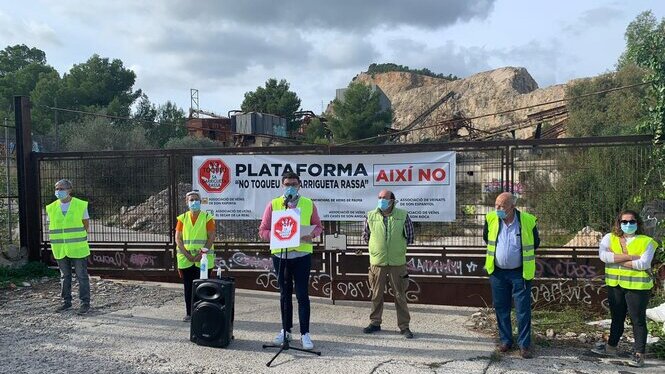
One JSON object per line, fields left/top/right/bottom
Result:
{"left": 620, "top": 220, "right": 637, "bottom": 225}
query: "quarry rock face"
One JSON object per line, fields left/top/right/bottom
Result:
{"left": 352, "top": 67, "right": 568, "bottom": 142}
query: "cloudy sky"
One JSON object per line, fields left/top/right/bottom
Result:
{"left": 2, "top": 0, "right": 665, "bottom": 115}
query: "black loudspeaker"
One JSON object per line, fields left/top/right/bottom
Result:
{"left": 190, "top": 278, "right": 235, "bottom": 348}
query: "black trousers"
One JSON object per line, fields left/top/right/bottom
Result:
{"left": 272, "top": 254, "right": 312, "bottom": 334}
{"left": 181, "top": 266, "right": 200, "bottom": 316}
{"left": 607, "top": 285, "right": 650, "bottom": 353}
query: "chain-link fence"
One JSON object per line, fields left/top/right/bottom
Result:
{"left": 38, "top": 154, "right": 171, "bottom": 243}
{"left": 513, "top": 140, "right": 661, "bottom": 247}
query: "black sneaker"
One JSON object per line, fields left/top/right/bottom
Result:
{"left": 363, "top": 324, "right": 381, "bottom": 334}
{"left": 590, "top": 342, "right": 617, "bottom": 357}
{"left": 182, "top": 315, "right": 191, "bottom": 322}
{"left": 400, "top": 328, "right": 414, "bottom": 339}
{"left": 77, "top": 304, "right": 90, "bottom": 315}
{"left": 55, "top": 302, "right": 72, "bottom": 312}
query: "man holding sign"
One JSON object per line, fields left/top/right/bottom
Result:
{"left": 259, "top": 172, "right": 323, "bottom": 350}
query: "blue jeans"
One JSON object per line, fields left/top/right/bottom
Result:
{"left": 490, "top": 268, "right": 531, "bottom": 349}
{"left": 272, "top": 254, "right": 311, "bottom": 334}
{"left": 57, "top": 257, "right": 90, "bottom": 305}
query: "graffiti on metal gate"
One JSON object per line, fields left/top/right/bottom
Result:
{"left": 335, "top": 278, "right": 421, "bottom": 302}
{"left": 406, "top": 257, "right": 482, "bottom": 276}
{"left": 531, "top": 281, "right": 607, "bottom": 310}
{"left": 535, "top": 258, "right": 599, "bottom": 279}
{"left": 252, "top": 270, "right": 422, "bottom": 302}
{"left": 311, "top": 273, "right": 332, "bottom": 297}
{"left": 87, "top": 251, "right": 161, "bottom": 269}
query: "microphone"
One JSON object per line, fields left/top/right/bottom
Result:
{"left": 283, "top": 194, "right": 292, "bottom": 208}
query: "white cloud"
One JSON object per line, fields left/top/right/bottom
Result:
{"left": 23, "top": 20, "right": 62, "bottom": 46}
{"left": 3, "top": 0, "right": 664, "bottom": 116}
{"left": 0, "top": 11, "right": 62, "bottom": 47}
{"left": 563, "top": 5, "right": 624, "bottom": 36}
{"left": 159, "top": 0, "right": 496, "bottom": 31}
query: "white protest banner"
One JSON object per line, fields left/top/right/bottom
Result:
{"left": 192, "top": 151, "right": 456, "bottom": 222}
{"left": 270, "top": 209, "right": 301, "bottom": 250}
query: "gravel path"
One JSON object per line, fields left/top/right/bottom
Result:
{"left": 1, "top": 277, "right": 664, "bottom": 373}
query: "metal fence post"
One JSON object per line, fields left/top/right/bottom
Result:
{"left": 168, "top": 153, "right": 178, "bottom": 270}
{"left": 504, "top": 145, "right": 513, "bottom": 193}
{"left": 15, "top": 96, "right": 40, "bottom": 261}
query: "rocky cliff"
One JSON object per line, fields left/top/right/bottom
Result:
{"left": 351, "top": 67, "right": 568, "bottom": 141}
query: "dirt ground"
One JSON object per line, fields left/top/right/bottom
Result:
{"left": 1, "top": 277, "right": 664, "bottom": 374}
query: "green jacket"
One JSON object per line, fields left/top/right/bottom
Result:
{"left": 367, "top": 207, "right": 409, "bottom": 266}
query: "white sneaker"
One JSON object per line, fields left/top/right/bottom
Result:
{"left": 301, "top": 333, "right": 314, "bottom": 350}
{"left": 273, "top": 329, "right": 291, "bottom": 344}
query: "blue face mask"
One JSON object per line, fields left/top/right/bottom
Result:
{"left": 188, "top": 200, "right": 201, "bottom": 211}
{"left": 284, "top": 186, "right": 298, "bottom": 198}
{"left": 55, "top": 190, "right": 68, "bottom": 200}
{"left": 621, "top": 223, "right": 637, "bottom": 234}
{"left": 496, "top": 209, "right": 507, "bottom": 219}
{"left": 377, "top": 199, "right": 390, "bottom": 210}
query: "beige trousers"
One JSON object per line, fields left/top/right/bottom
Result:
{"left": 368, "top": 264, "right": 411, "bottom": 330}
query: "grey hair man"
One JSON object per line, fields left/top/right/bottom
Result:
{"left": 362, "top": 189, "right": 415, "bottom": 339}
{"left": 483, "top": 192, "right": 540, "bottom": 358}
{"left": 46, "top": 179, "right": 91, "bottom": 315}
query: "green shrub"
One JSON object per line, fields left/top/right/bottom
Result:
{"left": 0, "top": 261, "right": 58, "bottom": 288}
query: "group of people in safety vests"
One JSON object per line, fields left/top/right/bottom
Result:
{"left": 47, "top": 177, "right": 659, "bottom": 367}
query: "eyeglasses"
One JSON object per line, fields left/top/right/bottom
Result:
{"left": 284, "top": 182, "right": 299, "bottom": 187}
{"left": 620, "top": 220, "right": 637, "bottom": 224}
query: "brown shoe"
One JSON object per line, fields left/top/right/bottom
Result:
{"left": 496, "top": 344, "right": 511, "bottom": 353}
{"left": 520, "top": 348, "right": 533, "bottom": 359}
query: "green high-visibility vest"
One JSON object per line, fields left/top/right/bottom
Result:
{"left": 605, "top": 234, "right": 657, "bottom": 290}
{"left": 484, "top": 211, "right": 537, "bottom": 280}
{"left": 46, "top": 197, "right": 90, "bottom": 260}
{"left": 367, "top": 207, "right": 408, "bottom": 266}
{"left": 270, "top": 196, "right": 313, "bottom": 255}
{"left": 177, "top": 211, "right": 215, "bottom": 269}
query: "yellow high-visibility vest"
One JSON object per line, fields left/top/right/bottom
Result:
{"left": 177, "top": 211, "right": 215, "bottom": 269}
{"left": 484, "top": 211, "right": 537, "bottom": 280}
{"left": 605, "top": 234, "right": 657, "bottom": 290}
{"left": 46, "top": 197, "right": 90, "bottom": 260}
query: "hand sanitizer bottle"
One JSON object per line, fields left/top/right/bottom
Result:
{"left": 199, "top": 248, "right": 208, "bottom": 279}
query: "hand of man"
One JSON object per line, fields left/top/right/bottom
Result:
{"left": 301, "top": 235, "right": 313, "bottom": 243}
{"left": 179, "top": 248, "right": 195, "bottom": 262}
{"left": 192, "top": 253, "right": 203, "bottom": 262}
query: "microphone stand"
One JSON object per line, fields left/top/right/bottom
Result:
{"left": 262, "top": 201, "right": 321, "bottom": 367}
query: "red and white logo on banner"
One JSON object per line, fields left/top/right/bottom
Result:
{"left": 198, "top": 158, "right": 231, "bottom": 193}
